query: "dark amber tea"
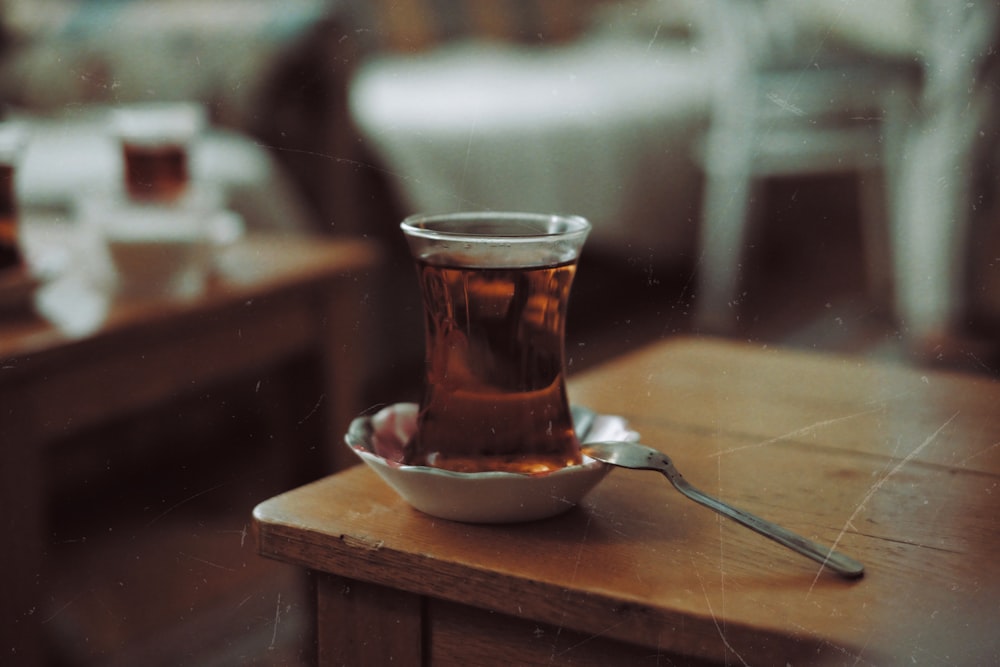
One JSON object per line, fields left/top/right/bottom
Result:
{"left": 401, "top": 212, "right": 590, "bottom": 474}
{"left": 113, "top": 102, "right": 203, "bottom": 202}
{"left": 122, "top": 142, "right": 188, "bottom": 201}
{"left": 408, "top": 258, "right": 580, "bottom": 472}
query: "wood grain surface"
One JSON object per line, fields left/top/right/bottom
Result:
{"left": 255, "top": 336, "right": 1000, "bottom": 665}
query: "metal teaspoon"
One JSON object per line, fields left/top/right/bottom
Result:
{"left": 582, "top": 440, "right": 865, "bottom": 579}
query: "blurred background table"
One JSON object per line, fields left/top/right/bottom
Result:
{"left": 255, "top": 336, "right": 1000, "bottom": 665}
{"left": 1, "top": 231, "right": 379, "bottom": 665}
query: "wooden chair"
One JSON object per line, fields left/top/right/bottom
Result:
{"left": 693, "top": 0, "right": 919, "bottom": 333}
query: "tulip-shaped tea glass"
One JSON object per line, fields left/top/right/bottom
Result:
{"left": 401, "top": 212, "right": 591, "bottom": 474}
{"left": 113, "top": 102, "right": 205, "bottom": 202}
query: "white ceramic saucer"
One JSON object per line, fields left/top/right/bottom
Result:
{"left": 345, "top": 402, "right": 639, "bottom": 523}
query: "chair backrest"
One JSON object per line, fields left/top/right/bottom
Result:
{"left": 695, "top": 0, "right": 922, "bottom": 125}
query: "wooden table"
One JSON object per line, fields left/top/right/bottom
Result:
{"left": 254, "top": 336, "right": 1000, "bottom": 666}
{"left": 1, "top": 232, "right": 380, "bottom": 665}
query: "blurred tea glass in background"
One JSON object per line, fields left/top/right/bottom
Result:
{"left": 112, "top": 102, "right": 206, "bottom": 203}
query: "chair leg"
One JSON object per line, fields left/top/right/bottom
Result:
{"left": 890, "top": 102, "right": 976, "bottom": 341}
{"left": 857, "top": 167, "right": 894, "bottom": 316}
{"left": 695, "top": 165, "right": 757, "bottom": 334}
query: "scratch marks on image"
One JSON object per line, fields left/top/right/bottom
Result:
{"left": 143, "top": 482, "right": 227, "bottom": 528}
{"left": 711, "top": 404, "right": 886, "bottom": 458}
{"left": 268, "top": 593, "right": 283, "bottom": 651}
{"left": 694, "top": 567, "right": 750, "bottom": 667}
{"left": 810, "top": 411, "right": 959, "bottom": 592}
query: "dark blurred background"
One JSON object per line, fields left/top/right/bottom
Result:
{"left": 1, "top": 0, "right": 998, "bottom": 664}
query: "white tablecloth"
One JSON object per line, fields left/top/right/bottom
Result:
{"left": 349, "top": 36, "right": 712, "bottom": 257}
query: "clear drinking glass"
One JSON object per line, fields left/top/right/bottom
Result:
{"left": 112, "top": 102, "right": 205, "bottom": 202}
{"left": 401, "top": 211, "right": 591, "bottom": 473}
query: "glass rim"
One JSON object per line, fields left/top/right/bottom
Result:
{"left": 400, "top": 211, "right": 591, "bottom": 241}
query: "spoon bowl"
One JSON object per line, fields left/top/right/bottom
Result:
{"left": 583, "top": 440, "right": 865, "bottom": 579}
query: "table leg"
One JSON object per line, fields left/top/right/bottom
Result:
{"left": 316, "top": 574, "right": 423, "bottom": 666}
{"left": 0, "top": 418, "right": 45, "bottom": 666}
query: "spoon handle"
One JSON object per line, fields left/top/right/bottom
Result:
{"left": 664, "top": 473, "right": 865, "bottom": 579}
